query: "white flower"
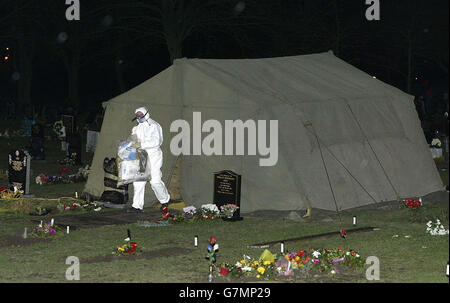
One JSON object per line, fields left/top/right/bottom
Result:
{"left": 431, "top": 138, "right": 442, "bottom": 147}
{"left": 94, "top": 207, "right": 102, "bottom": 212}
{"left": 235, "top": 262, "right": 242, "bottom": 268}
{"left": 201, "top": 204, "right": 219, "bottom": 214}
{"left": 404, "top": 235, "right": 411, "bottom": 238}
{"left": 213, "top": 244, "right": 219, "bottom": 251}
{"left": 183, "top": 206, "right": 197, "bottom": 214}
{"left": 242, "top": 267, "right": 252, "bottom": 272}
{"left": 312, "top": 251, "right": 321, "bottom": 258}
{"left": 356, "top": 254, "right": 360, "bottom": 258}
{"left": 392, "top": 234, "right": 399, "bottom": 238}
{"left": 330, "top": 270, "right": 336, "bottom": 274}
{"left": 346, "top": 252, "right": 350, "bottom": 255}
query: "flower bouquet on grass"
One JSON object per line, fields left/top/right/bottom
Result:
{"left": 170, "top": 204, "right": 220, "bottom": 224}
{"left": 400, "top": 198, "right": 422, "bottom": 210}
{"left": 200, "top": 204, "right": 220, "bottom": 219}
{"left": 31, "top": 222, "right": 64, "bottom": 238}
{"left": 217, "top": 247, "right": 364, "bottom": 280}
{"left": 57, "top": 201, "right": 101, "bottom": 212}
{"left": 220, "top": 204, "right": 239, "bottom": 218}
{"left": 113, "top": 241, "right": 140, "bottom": 256}
{"left": 218, "top": 250, "right": 277, "bottom": 280}
{"left": 303, "top": 247, "right": 364, "bottom": 273}
{"left": 426, "top": 219, "right": 449, "bottom": 236}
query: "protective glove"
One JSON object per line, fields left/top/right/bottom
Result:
{"left": 132, "top": 141, "right": 141, "bottom": 149}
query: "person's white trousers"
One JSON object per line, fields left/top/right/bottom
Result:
{"left": 132, "top": 148, "right": 170, "bottom": 210}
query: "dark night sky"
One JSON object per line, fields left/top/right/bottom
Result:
{"left": 0, "top": 0, "right": 448, "bottom": 118}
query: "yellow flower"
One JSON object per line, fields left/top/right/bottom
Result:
{"left": 299, "top": 263, "right": 304, "bottom": 268}
{"left": 240, "top": 260, "right": 245, "bottom": 264}
{"left": 295, "top": 256, "right": 300, "bottom": 262}
{"left": 257, "top": 267, "right": 266, "bottom": 274}
{"left": 118, "top": 247, "right": 125, "bottom": 252}
{"left": 285, "top": 255, "right": 290, "bottom": 260}
{"left": 263, "top": 261, "right": 271, "bottom": 266}
{"left": 253, "top": 261, "right": 259, "bottom": 267}
{"left": 256, "top": 275, "right": 261, "bottom": 279}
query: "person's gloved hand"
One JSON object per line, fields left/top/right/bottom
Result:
{"left": 132, "top": 141, "right": 141, "bottom": 149}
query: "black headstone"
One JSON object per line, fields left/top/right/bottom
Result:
{"left": 62, "top": 115, "right": 74, "bottom": 134}
{"left": 213, "top": 170, "right": 243, "bottom": 221}
{"left": 8, "top": 149, "right": 28, "bottom": 193}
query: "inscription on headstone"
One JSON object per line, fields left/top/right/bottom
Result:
{"left": 8, "top": 149, "right": 30, "bottom": 194}
{"left": 213, "top": 170, "right": 243, "bottom": 221}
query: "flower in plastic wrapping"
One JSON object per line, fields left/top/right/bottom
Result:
{"left": 312, "top": 251, "right": 321, "bottom": 258}
{"left": 183, "top": 205, "right": 197, "bottom": 215}
{"left": 201, "top": 204, "right": 219, "bottom": 215}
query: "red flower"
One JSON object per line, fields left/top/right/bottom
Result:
{"left": 351, "top": 251, "right": 356, "bottom": 256}
{"left": 210, "top": 236, "right": 216, "bottom": 244}
{"left": 126, "top": 242, "right": 138, "bottom": 253}
{"left": 337, "top": 246, "right": 344, "bottom": 251}
{"left": 219, "top": 268, "right": 229, "bottom": 276}
{"left": 298, "top": 250, "right": 305, "bottom": 257}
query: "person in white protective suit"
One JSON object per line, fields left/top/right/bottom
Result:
{"left": 127, "top": 107, "right": 171, "bottom": 218}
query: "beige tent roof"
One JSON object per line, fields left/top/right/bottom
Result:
{"left": 84, "top": 51, "right": 443, "bottom": 213}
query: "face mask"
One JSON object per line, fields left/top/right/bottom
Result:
{"left": 133, "top": 110, "right": 148, "bottom": 123}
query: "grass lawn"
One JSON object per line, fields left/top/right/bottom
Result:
{"left": 0, "top": 136, "right": 448, "bottom": 283}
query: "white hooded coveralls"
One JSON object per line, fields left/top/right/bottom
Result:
{"left": 131, "top": 107, "right": 170, "bottom": 209}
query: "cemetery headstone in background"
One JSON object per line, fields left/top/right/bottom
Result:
{"left": 61, "top": 115, "right": 74, "bottom": 134}
{"left": 8, "top": 149, "right": 33, "bottom": 196}
{"left": 213, "top": 170, "right": 243, "bottom": 221}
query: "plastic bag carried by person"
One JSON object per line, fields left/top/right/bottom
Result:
{"left": 117, "top": 137, "right": 149, "bottom": 186}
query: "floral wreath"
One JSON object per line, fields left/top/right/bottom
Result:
{"left": 53, "top": 121, "right": 64, "bottom": 137}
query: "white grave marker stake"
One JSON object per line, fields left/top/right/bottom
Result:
{"left": 67, "top": 226, "right": 70, "bottom": 234}
{"left": 353, "top": 216, "right": 357, "bottom": 226}
{"left": 194, "top": 235, "right": 198, "bottom": 247}
{"left": 75, "top": 192, "right": 78, "bottom": 199}
{"left": 208, "top": 264, "right": 213, "bottom": 282}
{"left": 280, "top": 241, "right": 285, "bottom": 254}
{"left": 23, "top": 227, "right": 27, "bottom": 239}
{"left": 51, "top": 218, "right": 54, "bottom": 226}
{"left": 40, "top": 220, "right": 43, "bottom": 227}
{"left": 447, "top": 261, "right": 449, "bottom": 278}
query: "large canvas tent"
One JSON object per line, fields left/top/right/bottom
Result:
{"left": 84, "top": 51, "right": 443, "bottom": 213}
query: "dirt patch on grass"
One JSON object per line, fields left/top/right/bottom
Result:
{"left": 82, "top": 247, "right": 195, "bottom": 264}
{"left": 0, "top": 229, "right": 52, "bottom": 248}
